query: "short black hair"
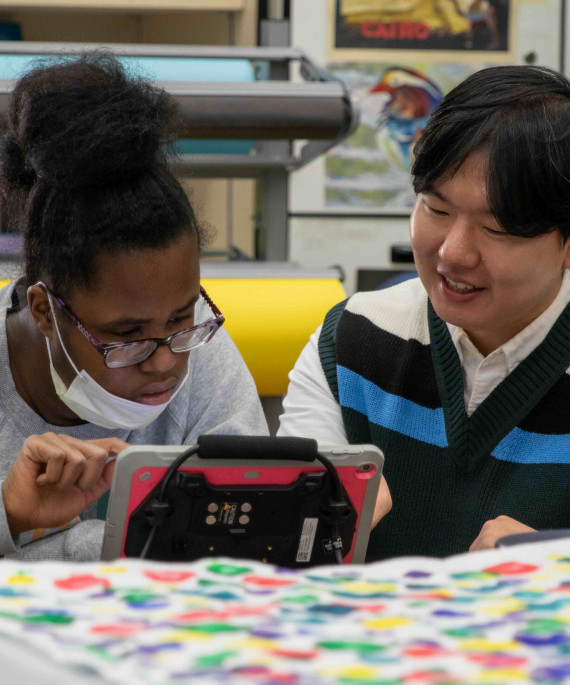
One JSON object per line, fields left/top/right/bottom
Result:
{"left": 412, "top": 65, "right": 570, "bottom": 241}
{"left": 0, "top": 52, "right": 209, "bottom": 296}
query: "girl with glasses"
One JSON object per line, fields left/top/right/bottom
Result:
{"left": 0, "top": 53, "right": 268, "bottom": 561}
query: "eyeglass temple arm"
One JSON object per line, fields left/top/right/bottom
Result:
{"left": 200, "top": 285, "right": 224, "bottom": 320}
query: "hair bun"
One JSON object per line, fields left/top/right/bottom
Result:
{"left": 8, "top": 53, "right": 176, "bottom": 190}
{"left": 0, "top": 134, "right": 37, "bottom": 189}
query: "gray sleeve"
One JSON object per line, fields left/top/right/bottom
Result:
{"left": 0, "top": 480, "right": 18, "bottom": 556}
{"left": 4, "top": 519, "right": 104, "bottom": 561}
{"left": 176, "top": 326, "right": 269, "bottom": 443}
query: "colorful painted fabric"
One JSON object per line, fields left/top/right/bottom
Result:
{"left": 1, "top": 541, "right": 570, "bottom": 683}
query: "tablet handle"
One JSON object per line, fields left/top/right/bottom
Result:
{"left": 196, "top": 435, "right": 319, "bottom": 462}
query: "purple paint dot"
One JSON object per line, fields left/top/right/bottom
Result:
{"left": 136, "top": 642, "right": 182, "bottom": 655}
{"left": 532, "top": 663, "right": 570, "bottom": 680}
{"left": 405, "top": 570, "right": 432, "bottom": 578}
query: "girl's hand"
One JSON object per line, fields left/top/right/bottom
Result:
{"left": 2, "top": 433, "right": 128, "bottom": 536}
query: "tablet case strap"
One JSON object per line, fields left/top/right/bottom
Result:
{"left": 196, "top": 435, "right": 319, "bottom": 462}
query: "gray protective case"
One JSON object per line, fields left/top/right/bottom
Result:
{"left": 101, "top": 443, "right": 384, "bottom": 564}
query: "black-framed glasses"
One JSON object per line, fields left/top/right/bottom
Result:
{"left": 38, "top": 282, "right": 225, "bottom": 369}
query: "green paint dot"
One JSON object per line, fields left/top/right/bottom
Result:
{"left": 281, "top": 595, "right": 319, "bottom": 604}
{"left": 25, "top": 613, "right": 74, "bottom": 625}
{"left": 195, "top": 650, "right": 237, "bottom": 667}
{"left": 306, "top": 575, "right": 358, "bottom": 584}
{"left": 444, "top": 627, "right": 483, "bottom": 638}
{"left": 450, "top": 571, "right": 496, "bottom": 580}
{"left": 121, "top": 592, "right": 159, "bottom": 603}
{"left": 0, "top": 610, "right": 75, "bottom": 625}
{"left": 182, "top": 622, "right": 243, "bottom": 634}
{"left": 525, "top": 618, "right": 566, "bottom": 634}
{"left": 207, "top": 563, "right": 251, "bottom": 576}
{"left": 86, "top": 646, "right": 120, "bottom": 663}
{"left": 318, "top": 641, "right": 387, "bottom": 653}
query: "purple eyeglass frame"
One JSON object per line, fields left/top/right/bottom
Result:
{"left": 37, "top": 282, "right": 225, "bottom": 368}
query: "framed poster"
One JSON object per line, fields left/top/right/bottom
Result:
{"left": 324, "top": 61, "right": 489, "bottom": 212}
{"left": 289, "top": 0, "right": 561, "bottom": 217}
{"left": 330, "top": 0, "right": 515, "bottom": 62}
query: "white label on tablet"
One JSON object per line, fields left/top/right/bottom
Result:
{"left": 296, "top": 518, "right": 318, "bottom": 563}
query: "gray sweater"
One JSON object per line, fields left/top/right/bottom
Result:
{"left": 0, "top": 282, "right": 268, "bottom": 561}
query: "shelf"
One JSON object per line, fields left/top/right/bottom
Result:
{"left": 0, "top": 0, "right": 245, "bottom": 11}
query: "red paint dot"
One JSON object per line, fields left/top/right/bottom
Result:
{"left": 403, "top": 672, "right": 459, "bottom": 683}
{"left": 54, "top": 574, "right": 111, "bottom": 591}
{"left": 355, "top": 603, "right": 386, "bottom": 612}
{"left": 403, "top": 646, "right": 450, "bottom": 658}
{"left": 271, "top": 648, "right": 318, "bottom": 660}
{"left": 143, "top": 570, "right": 195, "bottom": 583}
{"left": 243, "top": 576, "right": 295, "bottom": 587}
{"left": 467, "top": 654, "right": 527, "bottom": 668}
{"left": 266, "top": 672, "right": 299, "bottom": 682}
{"left": 90, "top": 623, "right": 146, "bottom": 638}
{"left": 483, "top": 562, "right": 539, "bottom": 575}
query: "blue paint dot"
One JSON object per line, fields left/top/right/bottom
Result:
{"left": 516, "top": 633, "right": 570, "bottom": 647}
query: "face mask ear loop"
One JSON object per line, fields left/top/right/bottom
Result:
{"left": 45, "top": 293, "right": 82, "bottom": 378}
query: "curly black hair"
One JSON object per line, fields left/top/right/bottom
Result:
{"left": 0, "top": 52, "right": 208, "bottom": 296}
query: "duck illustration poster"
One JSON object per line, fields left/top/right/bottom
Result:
{"left": 332, "top": 0, "right": 512, "bottom": 55}
{"left": 324, "top": 61, "right": 488, "bottom": 211}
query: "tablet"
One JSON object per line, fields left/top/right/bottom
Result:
{"left": 101, "top": 435, "right": 384, "bottom": 567}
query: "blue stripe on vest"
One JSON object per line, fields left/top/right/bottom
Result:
{"left": 492, "top": 428, "right": 570, "bottom": 464}
{"left": 337, "top": 365, "right": 448, "bottom": 448}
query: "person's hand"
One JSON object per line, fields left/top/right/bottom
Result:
{"left": 2, "top": 433, "right": 128, "bottom": 537}
{"left": 469, "top": 515, "right": 536, "bottom": 552}
{"left": 371, "top": 475, "right": 392, "bottom": 528}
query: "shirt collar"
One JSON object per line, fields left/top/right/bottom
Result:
{"left": 447, "top": 269, "right": 570, "bottom": 372}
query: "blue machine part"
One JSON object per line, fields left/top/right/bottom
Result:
{"left": 0, "top": 53, "right": 255, "bottom": 82}
{"left": 0, "top": 54, "right": 255, "bottom": 155}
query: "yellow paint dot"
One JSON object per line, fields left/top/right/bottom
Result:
{"left": 164, "top": 631, "right": 212, "bottom": 643}
{"left": 98, "top": 566, "right": 127, "bottom": 574}
{"left": 7, "top": 575, "right": 35, "bottom": 585}
{"left": 459, "top": 639, "right": 521, "bottom": 652}
{"left": 364, "top": 617, "right": 413, "bottom": 630}
{"left": 182, "top": 597, "right": 210, "bottom": 607}
{"left": 340, "top": 582, "right": 397, "bottom": 594}
{"left": 552, "top": 563, "right": 570, "bottom": 574}
{"left": 240, "top": 637, "right": 278, "bottom": 649}
{"left": 479, "top": 598, "right": 526, "bottom": 616}
{"left": 320, "top": 666, "right": 378, "bottom": 679}
{"left": 476, "top": 670, "right": 527, "bottom": 682}
{"left": 0, "top": 598, "right": 29, "bottom": 607}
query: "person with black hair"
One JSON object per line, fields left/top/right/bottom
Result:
{"left": 0, "top": 54, "right": 267, "bottom": 561}
{"left": 279, "top": 64, "right": 570, "bottom": 559}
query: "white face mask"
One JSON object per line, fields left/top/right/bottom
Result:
{"left": 45, "top": 301, "right": 189, "bottom": 431}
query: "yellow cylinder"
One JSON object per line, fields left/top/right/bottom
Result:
{"left": 202, "top": 277, "right": 346, "bottom": 396}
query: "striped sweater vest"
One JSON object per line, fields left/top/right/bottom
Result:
{"left": 318, "top": 278, "right": 570, "bottom": 560}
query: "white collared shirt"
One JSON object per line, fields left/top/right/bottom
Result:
{"left": 448, "top": 269, "right": 570, "bottom": 416}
